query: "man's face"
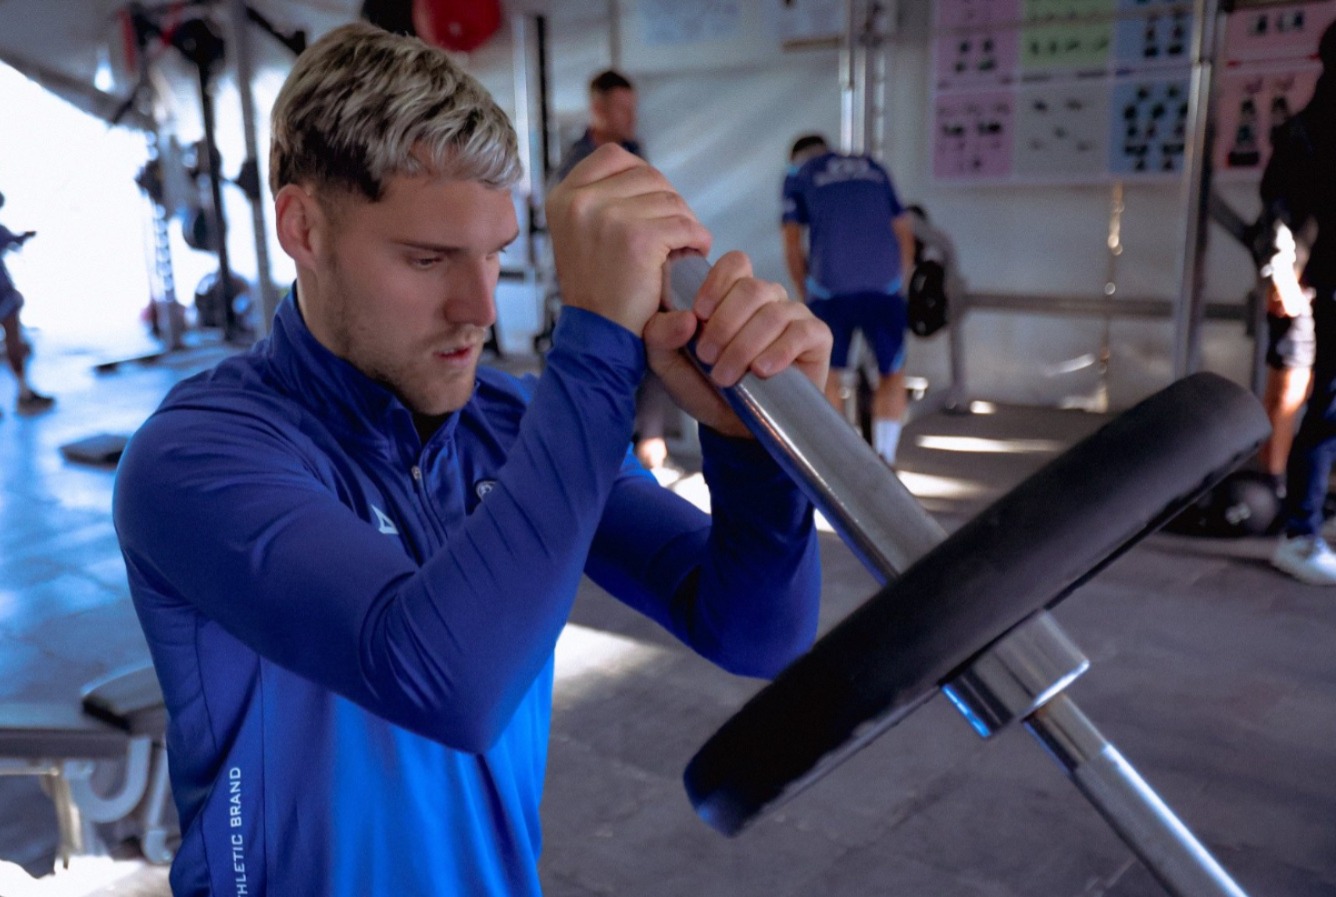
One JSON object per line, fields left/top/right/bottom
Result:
{"left": 304, "top": 173, "right": 518, "bottom": 420}
{"left": 593, "top": 87, "right": 637, "bottom": 143}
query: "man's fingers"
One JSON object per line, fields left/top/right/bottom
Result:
{"left": 707, "top": 301, "right": 824, "bottom": 387}
{"left": 691, "top": 251, "right": 753, "bottom": 322}
{"left": 694, "top": 275, "right": 789, "bottom": 367}
{"left": 748, "top": 316, "right": 833, "bottom": 380}
{"left": 642, "top": 309, "right": 699, "bottom": 353}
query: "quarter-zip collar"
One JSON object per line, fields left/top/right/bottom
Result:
{"left": 261, "top": 290, "right": 465, "bottom": 463}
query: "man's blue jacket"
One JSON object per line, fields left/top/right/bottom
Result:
{"left": 113, "top": 294, "right": 821, "bottom": 896}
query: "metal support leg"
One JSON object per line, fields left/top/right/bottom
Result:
{"left": 41, "top": 770, "right": 85, "bottom": 868}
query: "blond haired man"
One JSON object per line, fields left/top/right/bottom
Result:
{"left": 114, "top": 23, "right": 827, "bottom": 895}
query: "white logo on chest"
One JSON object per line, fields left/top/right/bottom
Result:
{"left": 371, "top": 505, "right": 400, "bottom": 535}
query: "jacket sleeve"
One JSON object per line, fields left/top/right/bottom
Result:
{"left": 115, "top": 309, "right": 644, "bottom": 753}
{"left": 585, "top": 426, "right": 821, "bottom": 679}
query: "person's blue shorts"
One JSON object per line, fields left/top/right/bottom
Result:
{"left": 808, "top": 292, "right": 907, "bottom": 376}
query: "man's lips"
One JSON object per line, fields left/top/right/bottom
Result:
{"left": 433, "top": 343, "right": 480, "bottom": 362}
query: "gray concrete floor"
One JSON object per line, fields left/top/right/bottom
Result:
{"left": 0, "top": 331, "right": 1332, "bottom": 896}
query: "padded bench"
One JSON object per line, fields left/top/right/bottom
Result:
{"left": 0, "top": 664, "right": 175, "bottom": 868}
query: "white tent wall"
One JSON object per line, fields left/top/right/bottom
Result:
{"left": 0, "top": 0, "right": 1263, "bottom": 403}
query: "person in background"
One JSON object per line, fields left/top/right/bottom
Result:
{"left": 1256, "top": 219, "right": 1313, "bottom": 503}
{"left": 114, "top": 23, "right": 828, "bottom": 895}
{"left": 782, "top": 133, "right": 915, "bottom": 466}
{"left": 551, "top": 69, "right": 676, "bottom": 475}
{"left": 1265, "top": 20, "right": 1336, "bottom": 584}
{"left": 0, "top": 193, "right": 54, "bottom": 414}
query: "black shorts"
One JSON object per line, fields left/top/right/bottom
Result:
{"left": 1266, "top": 309, "right": 1316, "bottom": 370}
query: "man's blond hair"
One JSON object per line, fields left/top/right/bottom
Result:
{"left": 269, "top": 22, "right": 522, "bottom": 200}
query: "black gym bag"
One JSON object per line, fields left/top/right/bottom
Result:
{"left": 907, "top": 259, "right": 948, "bottom": 337}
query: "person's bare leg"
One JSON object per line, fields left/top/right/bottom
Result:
{"left": 871, "top": 370, "right": 907, "bottom": 466}
{"left": 4, "top": 312, "right": 52, "bottom": 412}
{"left": 1259, "top": 365, "right": 1312, "bottom": 480}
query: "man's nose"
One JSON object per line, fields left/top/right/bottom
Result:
{"left": 446, "top": 259, "right": 498, "bottom": 328}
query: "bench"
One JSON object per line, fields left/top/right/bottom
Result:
{"left": 0, "top": 664, "right": 175, "bottom": 868}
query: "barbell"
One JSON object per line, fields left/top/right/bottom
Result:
{"left": 665, "top": 253, "right": 1269, "bottom": 897}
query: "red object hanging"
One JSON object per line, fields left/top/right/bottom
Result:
{"left": 412, "top": 0, "right": 502, "bottom": 53}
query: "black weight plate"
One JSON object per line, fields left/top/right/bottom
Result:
{"left": 685, "top": 372, "right": 1270, "bottom": 836}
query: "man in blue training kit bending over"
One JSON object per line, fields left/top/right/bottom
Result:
{"left": 113, "top": 22, "right": 829, "bottom": 896}
{"left": 782, "top": 133, "right": 916, "bottom": 466}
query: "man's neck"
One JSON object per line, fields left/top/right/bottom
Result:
{"left": 589, "top": 126, "right": 619, "bottom": 147}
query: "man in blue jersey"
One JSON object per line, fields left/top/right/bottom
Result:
{"left": 782, "top": 134, "right": 916, "bottom": 466}
{"left": 113, "top": 23, "right": 829, "bottom": 896}
{"left": 550, "top": 69, "right": 676, "bottom": 476}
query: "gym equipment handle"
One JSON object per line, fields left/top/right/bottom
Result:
{"left": 665, "top": 252, "right": 942, "bottom": 582}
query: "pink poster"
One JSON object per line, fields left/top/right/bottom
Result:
{"left": 936, "top": 0, "right": 1022, "bottom": 30}
{"left": 1221, "top": 1, "right": 1336, "bottom": 64}
{"left": 934, "top": 26, "right": 1021, "bottom": 88}
{"left": 1214, "top": 61, "right": 1323, "bottom": 175}
{"left": 933, "top": 89, "right": 1016, "bottom": 180}
{"left": 935, "top": 0, "right": 1022, "bottom": 88}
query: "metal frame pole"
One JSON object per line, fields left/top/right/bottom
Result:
{"left": 227, "top": 0, "right": 279, "bottom": 336}
{"left": 1173, "top": 0, "right": 1223, "bottom": 377}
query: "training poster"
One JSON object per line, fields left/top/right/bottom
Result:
{"left": 932, "top": 0, "right": 1336, "bottom": 183}
{"left": 1213, "top": 1, "right": 1336, "bottom": 177}
{"left": 932, "top": 0, "right": 1194, "bottom": 183}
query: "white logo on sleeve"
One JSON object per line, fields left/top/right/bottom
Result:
{"left": 475, "top": 480, "right": 497, "bottom": 501}
{"left": 371, "top": 506, "right": 399, "bottom": 535}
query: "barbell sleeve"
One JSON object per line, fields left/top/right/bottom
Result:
{"left": 1027, "top": 695, "right": 1249, "bottom": 897}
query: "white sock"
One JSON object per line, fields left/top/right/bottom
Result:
{"left": 874, "top": 419, "right": 902, "bottom": 465}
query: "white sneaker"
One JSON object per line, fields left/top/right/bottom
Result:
{"left": 1271, "top": 534, "right": 1336, "bottom": 585}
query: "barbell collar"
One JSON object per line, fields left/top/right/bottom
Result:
{"left": 941, "top": 610, "right": 1089, "bottom": 738}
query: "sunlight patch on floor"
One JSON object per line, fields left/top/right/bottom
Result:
{"left": 913, "top": 434, "right": 1066, "bottom": 455}
{"left": 0, "top": 857, "right": 165, "bottom": 897}
{"left": 553, "top": 624, "right": 670, "bottom": 707}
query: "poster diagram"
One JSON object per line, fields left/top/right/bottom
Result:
{"left": 1019, "top": 0, "right": 1116, "bottom": 73}
{"left": 931, "top": 0, "right": 1207, "bottom": 182}
{"left": 934, "top": 0, "right": 1022, "bottom": 88}
{"left": 1220, "top": 1, "right": 1336, "bottom": 63}
{"left": 1214, "top": 62, "right": 1321, "bottom": 174}
{"left": 935, "top": 25, "right": 1021, "bottom": 87}
{"left": 933, "top": 89, "right": 1015, "bottom": 180}
{"left": 1108, "top": 75, "right": 1191, "bottom": 175}
{"left": 1012, "top": 79, "right": 1111, "bottom": 177}
{"left": 765, "top": 0, "right": 845, "bottom": 44}
{"left": 1113, "top": 5, "right": 1192, "bottom": 68}
{"left": 635, "top": 0, "right": 742, "bottom": 46}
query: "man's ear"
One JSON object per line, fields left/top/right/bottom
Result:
{"left": 274, "top": 184, "right": 325, "bottom": 268}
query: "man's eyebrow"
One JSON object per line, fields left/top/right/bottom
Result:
{"left": 395, "top": 230, "right": 521, "bottom": 254}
